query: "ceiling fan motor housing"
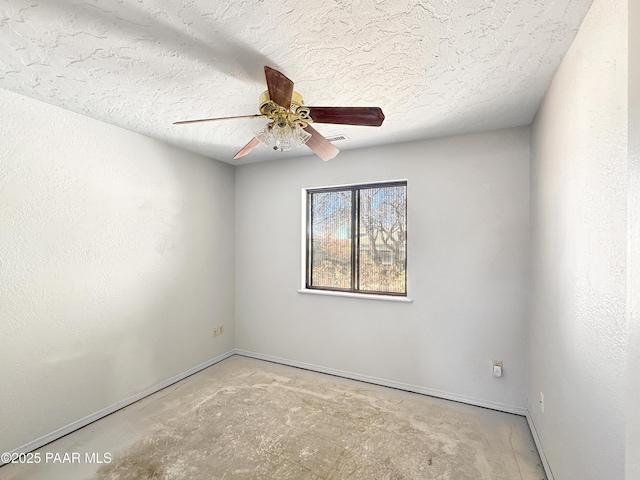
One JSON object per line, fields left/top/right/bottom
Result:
{"left": 259, "top": 90, "right": 312, "bottom": 130}
{"left": 259, "top": 90, "right": 305, "bottom": 113}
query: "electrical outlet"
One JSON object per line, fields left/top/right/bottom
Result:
{"left": 492, "top": 360, "right": 503, "bottom": 377}
{"left": 539, "top": 392, "right": 544, "bottom": 413}
{"left": 213, "top": 325, "right": 223, "bottom": 337}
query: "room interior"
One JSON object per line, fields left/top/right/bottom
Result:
{"left": 1, "top": 0, "right": 637, "bottom": 479}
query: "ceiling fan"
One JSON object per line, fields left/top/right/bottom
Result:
{"left": 173, "top": 66, "right": 385, "bottom": 161}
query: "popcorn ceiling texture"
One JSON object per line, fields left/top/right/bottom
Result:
{"left": 0, "top": 0, "right": 593, "bottom": 163}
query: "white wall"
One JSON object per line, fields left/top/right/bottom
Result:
{"left": 628, "top": 0, "right": 640, "bottom": 476}
{"left": 235, "top": 127, "right": 530, "bottom": 411}
{"left": 529, "top": 0, "right": 628, "bottom": 478}
{"left": 0, "top": 89, "right": 235, "bottom": 454}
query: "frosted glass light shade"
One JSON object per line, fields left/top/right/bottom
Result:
{"left": 256, "top": 123, "right": 311, "bottom": 152}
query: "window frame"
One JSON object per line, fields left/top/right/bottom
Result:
{"left": 302, "top": 180, "right": 408, "bottom": 298}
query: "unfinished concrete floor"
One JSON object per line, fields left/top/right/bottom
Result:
{"left": 0, "top": 356, "right": 546, "bottom": 479}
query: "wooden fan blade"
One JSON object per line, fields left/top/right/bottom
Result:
{"left": 174, "top": 114, "right": 265, "bottom": 125}
{"left": 306, "top": 106, "right": 385, "bottom": 126}
{"left": 304, "top": 125, "right": 339, "bottom": 161}
{"left": 264, "top": 66, "right": 294, "bottom": 109}
{"left": 233, "top": 137, "right": 260, "bottom": 159}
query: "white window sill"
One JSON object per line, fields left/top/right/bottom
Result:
{"left": 297, "top": 289, "right": 413, "bottom": 303}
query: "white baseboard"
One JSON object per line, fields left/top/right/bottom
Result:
{"left": 3, "top": 349, "right": 235, "bottom": 465}
{"left": 234, "top": 349, "right": 528, "bottom": 416}
{"left": 525, "top": 411, "right": 555, "bottom": 480}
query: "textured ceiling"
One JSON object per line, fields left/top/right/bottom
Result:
{"left": 0, "top": 0, "right": 593, "bottom": 164}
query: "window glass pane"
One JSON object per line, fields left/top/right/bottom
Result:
{"left": 358, "top": 186, "right": 406, "bottom": 293}
{"left": 309, "top": 190, "right": 352, "bottom": 289}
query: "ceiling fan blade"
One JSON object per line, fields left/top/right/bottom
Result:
{"left": 264, "top": 66, "right": 294, "bottom": 110}
{"left": 174, "top": 114, "right": 266, "bottom": 125}
{"left": 306, "top": 106, "right": 385, "bottom": 126}
{"left": 304, "top": 125, "right": 339, "bottom": 161}
{"left": 233, "top": 137, "right": 260, "bottom": 159}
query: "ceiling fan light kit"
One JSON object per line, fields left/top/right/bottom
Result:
{"left": 174, "top": 66, "right": 385, "bottom": 161}
{"left": 255, "top": 90, "right": 312, "bottom": 152}
{"left": 255, "top": 122, "right": 312, "bottom": 152}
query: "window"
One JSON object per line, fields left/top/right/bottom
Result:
{"left": 305, "top": 181, "right": 407, "bottom": 296}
